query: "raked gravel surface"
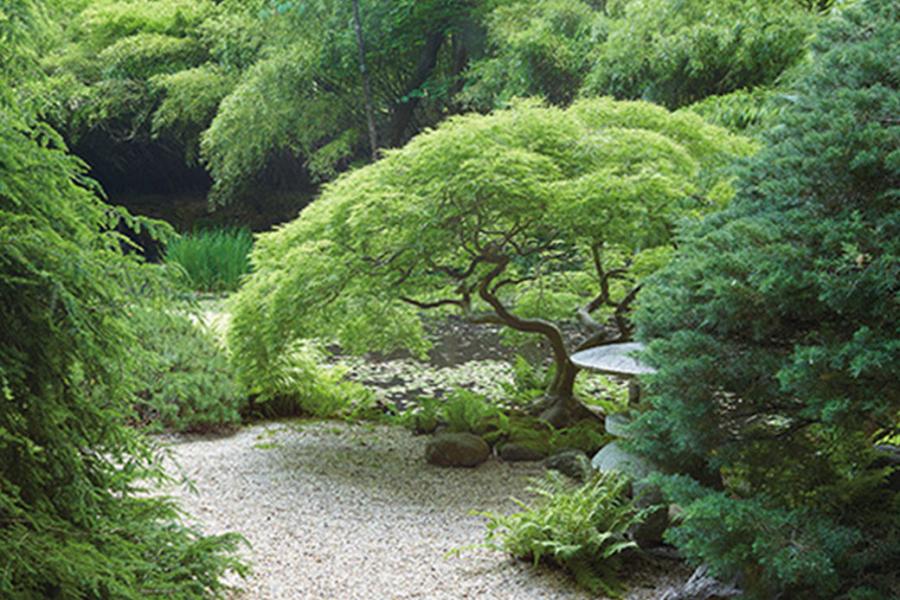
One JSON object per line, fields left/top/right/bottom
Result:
{"left": 161, "top": 421, "right": 687, "bottom": 600}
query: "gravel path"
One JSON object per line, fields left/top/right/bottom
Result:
{"left": 162, "top": 421, "right": 686, "bottom": 599}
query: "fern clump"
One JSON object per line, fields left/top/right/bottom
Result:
{"left": 441, "top": 390, "right": 509, "bottom": 436}
{"left": 478, "top": 471, "right": 644, "bottom": 596}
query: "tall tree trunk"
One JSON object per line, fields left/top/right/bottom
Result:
{"left": 351, "top": 0, "right": 378, "bottom": 159}
{"left": 388, "top": 31, "right": 445, "bottom": 147}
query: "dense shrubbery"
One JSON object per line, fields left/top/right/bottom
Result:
{"left": 477, "top": 471, "right": 643, "bottom": 595}
{"left": 130, "top": 304, "right": 244, "bottom": 433}
{"left": 164, "top": 227, "right": 253, "bottom": 292}
{"left": 632, "top": 0, "right": 899, "bottom": 596}
{"left": 0, "top": 2, "right": 244, "bottom": 595}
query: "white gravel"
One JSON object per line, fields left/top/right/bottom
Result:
{"left": 161, "top": 421, "right": 685, "bottom": 599}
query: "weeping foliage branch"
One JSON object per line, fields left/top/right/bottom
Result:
{"left": 228, "top": 98, "right": 751, "bottom": 423}
{"left": 1, "top": 1, "right": 245, "bottom": 596}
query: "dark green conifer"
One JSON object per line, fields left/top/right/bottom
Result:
{"left": 632, "top": 0, "right": 899, "bottom": 596}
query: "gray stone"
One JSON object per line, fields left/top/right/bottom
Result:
{"left": 658, "top": 565, "right": 742, "bottom": 600}
{"left": 592, "top": 441, "right": 668, "bottom": 547}
{"left": 569, "top": 342, "right": 656, "bottom": 376}
{"left": 499, "top": 442, "right": 547, "bottom": 462}
{"left": 604, "top": 413, "right": 633, "bottom": 438}
{"left": 544, "top": 450, "right": 591, "bottom": 480}
{"left": 425, "top": 432, "right": 490, "bottom": 468}
{"left": 591, "top": 441, "right": 653, "bottom": 479}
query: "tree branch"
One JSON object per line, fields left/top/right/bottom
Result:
{"left": 400, "top": 296, "right": 465, "bottom": 310}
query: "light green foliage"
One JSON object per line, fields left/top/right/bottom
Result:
{"left": 477, "top": 471, "right": 643, "bottom": 595}
{"left": 632, "top": 0, "right": 899, "bottom": 596}
{"left": 0, "top": 2, "right": 244, "bottom": 595}
{"left": 199, "top": 44, "right": 351, "bottom": 202}
{"left": 130, "top": 304, "right": 244, "bottom": 433}
{"left": 151, "top": 66, "right": 236, "bottom": 161}
{"left": 98, "top": 32, "right": 206, "bottom": 80}
{"left": 240, "top": 340, "right": 374, "bottom": 420}
{"left": 683, "top": 87, "right": 785, "bottom": 133}
{"left": 463, "top": 0, "right": 605, "bottom": 108}
{"left": 499, "top": 355, "right": 553, "bottom": 407}
{"left": 465, "top": 0, "right": 815, "bottom": 113}
{"left": 200, "top": 0, "right": 476, "bottom": 203}
{"left": 76, "top": 0, "right": 212, "bottom": 49}
{"left": 44, "top": 0, "right": 482, "bottom": 204}
{"left": 164, "top": 227, "right": 253, "bottom": 292}
{"left": 582, "top": 0, "right": 813, "bottom": 108}
{"left": 39, "top": 0, "right": 216, "bottom": 141}
{"left": 228, "top": 98, "right": 751, "bottom": 406}
{"left": 441, "top": 390, "right": 509, "bottom": 436}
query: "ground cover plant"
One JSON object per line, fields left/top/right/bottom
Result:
{"left": 475, "top": 470, "right": 643, "bottom": 596}
{"left": 164, "top": 227, "right": 253, "bottom": 292}
{"left": 631, "top": 0, "right": 900, "bottom": 596}
{"left": 228, "top": 97, "right": 752, "bottom": 425}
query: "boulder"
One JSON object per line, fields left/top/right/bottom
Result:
{"left": 499, "top": 442, "right": 546, "bottom": 462}
{"left": 604, "top": 413, "right": 633, "bottom": 438}
{"left": 544, "top": 450, "right": 591, "bottom": 480}
{"left": 425, "top": 432, "right": 490, "bottom": 468}
{"left": 591, "top": 441, "right": 653, "bottom": 479}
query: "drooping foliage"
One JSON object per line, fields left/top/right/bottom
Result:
{"left": 582, "top": 0, "right": 813, "bottom": 109}
{"left": 465, "top": 0, "right": 815, "bottom": 113}
{"left": 40, "top": 0, "right": 483, "bottom": 205}
{"left": 461, "top": 0, "right": 604, "bottom": 109}
{"left": 39, "top": 0, "right": 821, "bottom": 216}
{"left": 228, "top": 98, "right": 750, "bottom": 419}
{"left": 631, "top": 0, "right": 899, "bottom": 596}
{"left": 0, "top": 1, "right": 244, "bottom": 595}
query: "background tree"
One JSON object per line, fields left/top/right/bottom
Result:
{"left": 40, "top": 0, "right": 483, "bottom": 209}
{"left": 1, "top": 1, "right": 244, "bottom": 595}
{"left": 228, "top": 98, "right": 750, "bottom": 425}
{"left": 461, "top": 0, "right": 603, "bottom": 109}
{"left": 581, "top": 0, "right": 813, "bottom": 108}
{"left": 631, "top": 0, "right": 899, "bottom": 596}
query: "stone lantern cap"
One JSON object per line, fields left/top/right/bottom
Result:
{"left": 570, "top": 342, "right": 656, "bottom": 377}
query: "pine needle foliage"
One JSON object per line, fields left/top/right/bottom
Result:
{"left": 477, "top": 471, "right": 643, "bottom": 596}
{"left": 1, "top": 2, "right": 245, "bottom": 595}
{"left": 631, "top": 0, "right": 900, "bottom": 596}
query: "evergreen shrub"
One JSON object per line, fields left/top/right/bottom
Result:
{"left": 631, "top": 1, "right": 899, "bottom": 596}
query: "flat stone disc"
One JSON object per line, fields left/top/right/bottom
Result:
{"left": 570, "top": 342, "right": 656, "bottom": 376}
